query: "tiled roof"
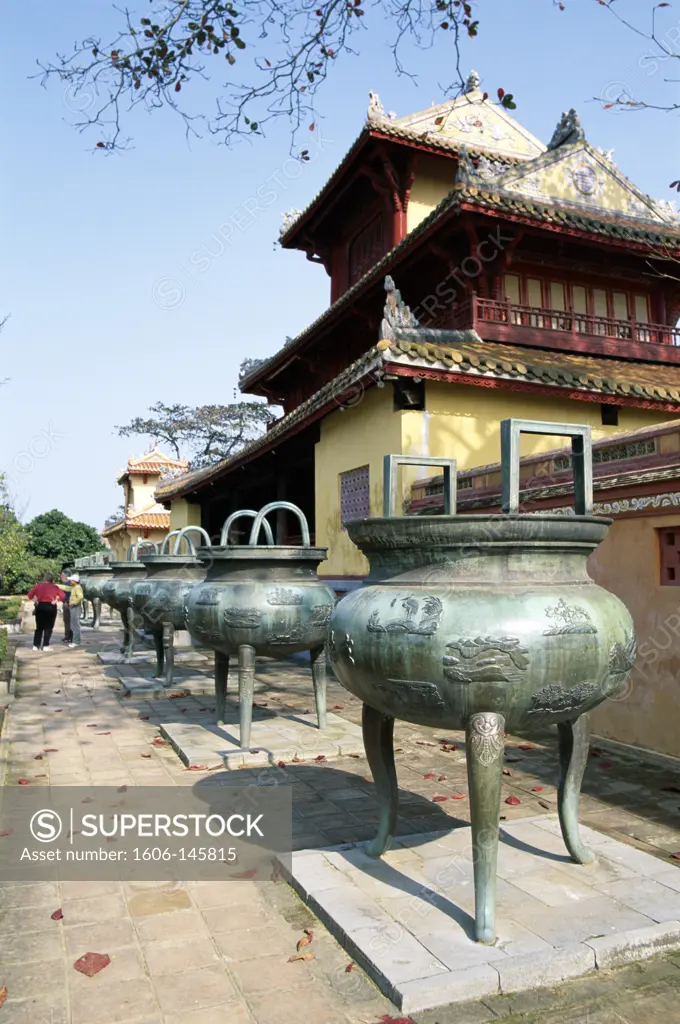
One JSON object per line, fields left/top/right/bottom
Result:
{"left": 241, "top": 181, "right": 680, "bottom": 393}
{"left": 157, "top": 331, "right": 680, "bottom": 501}
{"left": 101, "top": 502, "right": 171, "bottom": 536}
{"left": 118, "top": 449, "right": 188, "bottom": 483}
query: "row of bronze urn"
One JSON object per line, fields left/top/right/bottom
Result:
{"left": 76, "top": 420, "right": 638, "bottom": 945}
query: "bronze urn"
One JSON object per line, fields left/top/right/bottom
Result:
{"left": 101, "top": 543, "right": 156, "bottom": 657}
{"left": 328, "top": 421, "right": 636, "bottom": 943}
{"left": 185, "top": 502, "right": 336, "bottom": 747}
{"left": 80, "top": 562, "right": 113, "bottom": 628}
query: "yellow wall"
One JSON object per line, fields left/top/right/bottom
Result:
{"left": 127, "top": 475, "right": 160, "bottom": 512}
{"left": 315, "top": 379, "right": 680, "bottom": 578}
{"left": 170, "top": 499, "right": 202, "bottom": 532}
{"left": 407, "top": 156, "right": 456, "bottom": 234}
{"left": 106, "top": 527, "right": 169, "bottom": 562}
{"left": 588, "top": 515, "right": 680, "bottom": 759}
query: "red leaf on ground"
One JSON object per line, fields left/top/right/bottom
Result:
{"left": 518, "top": 745, "right": 534, "bottom": 751}
{"left": 17, "top": 779, "right": 31, "bottom": 785}
{"left": 0, "top": 985, "right": 6, "bottom": 1008}
{"left": 598, "top": 761, "right": 612, "bottom": 769}
{"left": 505, "top": 795, "right": 521, "bottom": 805}
{"left": 96, "top": 732, "right": 112, "bottom": 736}
{"left": 277, "top": 761, "right": 286, "bottom": 768}
{"left": 503, "top": 768, "right": 512, "bottom": 776}
{"left": 230, "top": 867, "right": 258, "bottom": 879}
{"left": 117, "top": 785, "right": 127, "bottom": 793}
{"left": 292, "top": 756, "right": 304, "bottom": 763}
{"left": 531, "top": 786, "right": 543, "bottom": 792}
{"left": 348, "top": 753, "right": 361, "bottom": 758}
{"left": 151, "top": 738, "right": 167, "bottom": 747}
{"left": 345, "top": 962, "right": 355, "bottom": 972}
{"left": 438, "top": 775, "right": 446, "bottom": 782}
{"left": 296, "top": 932, "right": 313, "bottom": 951}
{"left": 450, "top": 793, "right": 467, "bottom": 800}
{"left": 44, "top": 748, "right": 58, "bottom": 753}
{"left": 169, "top": 691, "right": 190, "bottom": 699}
{"left": 423, "top": 772, "right": 436, "bottom": 779}
{"left": 86, "top": 725, "right": 98, "bottom": 728}
{"left": 379, "top": 1015, "right": 417, "bottom": 1024}
{"left": 73, "top": 952, "right": 111, "bottom": 977}
{"left": 333, "top": 704, "right": 345, "bottom": 710}
{"left": 185, "top": 765, "right": 210, "bottom": 771}
{"left": 34, "top": 755, "right": 43, "bottom": 760}
{"left": 51, "top": 909, "right": 63, "bottom": 920}
{"left": 432, "top": 795, "right": 448, "bottom": 803}
{"left": 140, "top": 716, "right": 150, "bottom": 721}
{"left": 314, "top": 755, "right": 327, "bottom": 762}
{"left": 0, "top": 830, "right": 13, "bottom": 837}
{"left": 670, "top": 852, "right": 680, "bottom": 860}
{"left": 140, "top": 753, "right": 152, "bottom": 759}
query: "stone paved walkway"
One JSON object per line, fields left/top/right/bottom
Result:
{"left": 1, "top": 625, "right": 680, "bottom": 1023}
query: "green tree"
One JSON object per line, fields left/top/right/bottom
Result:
{"left": 0, "top": 478, "right": 60, "bottom": 593}
{"left": 26, "top": 510, "right": 104, "bottom": 565}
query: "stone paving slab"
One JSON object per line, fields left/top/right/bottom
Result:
{"left": 98, "top": 651, "right": 210, "bottom": 666}
{"left": 161, "top": 712, "right": 364, "bottom": 769}
{"left": 111, "top": 671, "right": 217, "bottom": 698}
{"left": 283, "top": 814, "right": 680, "bottom": 1013}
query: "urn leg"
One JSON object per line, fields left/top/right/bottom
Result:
{"left": 125, "top": 606, "right": 136, "bottom": 659}
{"left": 238, "top": 645, "right": 256, "bottom": 749}
{"left": 215, "top": 651, "right": 229, "bottom": 727}
{"left": 362, "top": 703, "right": 398, "bottom": 858}
{"left": 92, "top": 598, "right": 101, "bottom": 629}
{"left": 557, "top": 714, "right": 595, "bottom": 865}
{"left": 310, "top": 645, "right": 327, "bottom": 731}
{"left": 153, "top": 631, "right": 164, "bottom": 678}
{"left": 466, "top": 711, "right": 505, "bottom": 944}
{"left": 163, "top": 623, "right": 175, "bottom": 688}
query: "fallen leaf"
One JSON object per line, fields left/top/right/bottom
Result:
{"left": 54, "top": 690, "right": 61, "bottom": 694}
{"left": 531, "top": 786, "right": 543, "bottom": 792}
{"left": 670, "top": 852, "right": 680, "bottom": 860}
{"left": 169, "top": 690, "right": 190, "bottom": 699}
{"left": 296, "top": 933, "right": 313, "bottom": 951}
{"left": 230, "top": 867, "right": 258, "bottom": 879}
{"left": 140, "top": 716, "right": 150, "bottom": 721}
{"left": 450, "top": 793, "right": 467, "bottom": 800}
{"left": 17, "top": 779, "right": 31, "bottom": 785}
{"left": 54, "top": 710, "right": 62, "bottom": 713}
{"left": 416, "top": 740, "right": 436, "bottom": 747}
{"left": 378, "top": 1015, "right": 417, "bottom": 1024}
{"left": 81, "top": 797, "right": 94, "bottom": 804}
{"left": 503, "top": 768, "right": 513, "bottom": 776}
{"left": 505, "top": 796, "right": 521, "bottom": 805}
{"left": 35, "top": 774, "right": 47, "bottom": 778}
{"left": 288, "top": 951, "right": 315, "bottom": 962}
{"left": 73, "top": 952, "right": 111, "bottom": 977}
{"left": 40, "top": 702, "right": 47, "bottom": 706}
{"left": 0, "top": 830, "right": 13, "bottom": 837}
{"left": 44, "top": 748, "right": 58, "bottom": 753}
{"left": 117, "top": 785, "right": 127, "bottom": 793}
{"left": 151, "top": 739, "right": 167, "bottom": 747}
{"left": 333, "top": 704, "right": 344, "bottom": 709}
{"left": 518, "top": 744, "right": 534, "bottom": 751}
{"left": 51, "top": 908, "right": 63, "bottom": 920}
{"left": 185, "top": 765, "right": 210, "bottom": 771}
{"left": 292, "top": 756, "right": 303, "bottom": 763}
{"left": 505, "top": 757, "right": 521, "bottom": 763}
{"left": 432, "top": 795, "right": 448, "bottom": 803}
{"left": 314, "top": 755, "right": 327, "bottom": 762}
{"left": 345, "top": 962, "right": 355, "bottom": 972}
{"left": 0, "top": 985, "right": 6, "bottom": 1008}
{"left": 438, "top": 775, "right": 446, "bottom": 782}
{"left": 348, "top": 753, "right": 361, "bottom": 758}
{"left": 539, "top": 800, "right": 551, "bottom": 810}
{"left": 34, "top": 755, "right": 43, "bottom": 760}
{"left": 277, "top": 761, "right": 286, "bottom": 768}
{"left": 303, "top": 928, "right": 313, "bottom": 937}
{"left": 141, "top": 753, "right": 152, "bottom": 759}
{"left": 96, "top": 732, "right": 111, "bottom": 736}
{"left": 423, "top": 772, "right": 436, "bottom": 780}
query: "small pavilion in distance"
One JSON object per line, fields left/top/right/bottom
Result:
{"left": 103, "top": 448, "right": 188, "bottom": 559}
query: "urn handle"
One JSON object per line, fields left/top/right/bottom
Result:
{"left": 383, "top": 455, "right": 458, "bottom": 517}
{"left": 159, "top": 530, "right": 183, "bottom": 555}
{"left": 126, "top": 540, "right": 159, "bottom": 561}
{"left": 221, "top": 510, "right": 275, "bottom": 546}
{"left": 500, "top": 419, "right": 593, "bottom": 515}
{"left": 248, "top": 502, "right": 311, "bottom": 546}
{"left": 172, "top": 526, "right": 214, "bottom": 554}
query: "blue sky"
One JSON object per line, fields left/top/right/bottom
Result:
{"left": 1, "top": 0, "right": 678, "bottom": 528}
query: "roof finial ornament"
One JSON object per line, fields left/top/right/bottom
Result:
{"left": 380, "top": 275, "right": 420, "bottom": 341}
{"left": 464, "top": 70, "right": 481, "bottom": 94}
{"left": 547, "top": 108, "right": 585, "bottom": 150}
{"left": 454, "top": 145, "right": 477, "bottom": 186}
{"left": 279, "top": 209, "right": 302, "bottom": 237}
{"left": 367, "top": 91, "right": 386, "bottom": 124}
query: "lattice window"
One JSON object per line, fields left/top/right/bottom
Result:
{"left": 554, "top": 439, "right": 656, "bottom": 472}
{"left": 659, "top": 528, "right": 680, "bottom": 586}
{"left": 348, "top": 217, "right": 386, "bottom": 286}
{"left": 340, "top": 466, "right": 370, "bottom": 527}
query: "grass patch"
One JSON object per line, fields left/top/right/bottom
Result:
{"left": 0, "top": 596, "right": 21, "bottom": 623}
{"left": 0, "top": 628, "right": 7, "bottom": 662}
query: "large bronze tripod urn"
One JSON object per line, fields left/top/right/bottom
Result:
{"left": 185, "top": 502, "right": 336, "bottom": 748}
{"left": 101, "top": 543, "right": 157, "bottom": 658}
{"left": 79, "top": 562, "right": 113, "bottom": 628}
{"left": 328, "top": 421, "right": 636, "bottom": 944}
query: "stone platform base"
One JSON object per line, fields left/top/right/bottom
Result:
{"left": 98, "top": 650, "right": 211, "bottom": 666}
{"left": 160, "top": 712, "right": 363, "bottom": 770}
{"left": 283, "top": 815, "right": 680, "bottom": 1013}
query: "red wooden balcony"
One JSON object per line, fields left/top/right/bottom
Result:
{"left": 443, "top": 296, "right": 680, "bottom": 364}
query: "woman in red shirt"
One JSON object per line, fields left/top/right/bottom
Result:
{"left": 27, "top": 573, "right": 66, "bottom": 652}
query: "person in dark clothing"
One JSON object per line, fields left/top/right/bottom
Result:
{"left": 27, "top": 573, "right": 66, "bottom": 651}
{"left": 60, "top": 572, "right": 72, "bottom": 643}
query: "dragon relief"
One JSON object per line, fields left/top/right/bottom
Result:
{"left": 224, "top": 607, "right": 262, "bottom": 629}
{"left": 367, "top": 595, "right": 443, "bottom": 637}
{"left": 443, "top": 636, "right": 529, "bottom": 685}
{"left": 543, "top": 599, "right": 597, "bottom": 635}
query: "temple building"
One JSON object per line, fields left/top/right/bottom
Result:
{"left": 102, "top": 449, "right": 188, "bottom": 559}
{"left": 157, "top": 74, "right": 680, "bottom": 592}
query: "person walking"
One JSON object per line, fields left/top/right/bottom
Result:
{"left": 67, "top": 574, "right": 84, "bottom": 649}
{"left": 27, "top": 573, "right": 66, "bottom": 652}
{"left": 60, "top": 571, "right": 72, "bottom": 644}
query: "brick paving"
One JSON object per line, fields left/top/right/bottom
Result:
{"left": 1, "top": 623, "right": 680, "bottom": 1022}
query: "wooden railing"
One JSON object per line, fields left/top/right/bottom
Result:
{"left": 448, "top": 296, "right": 680, "bottom": 347}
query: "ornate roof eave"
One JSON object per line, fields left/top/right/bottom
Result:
{"left": 241, "top": 183, "right": 680, "bottom": 394}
